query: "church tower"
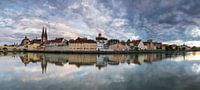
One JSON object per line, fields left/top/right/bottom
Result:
{"left": 45, "top": 27, "right": 48, "bottom": 41}
{"left": 41, "top": 27, "right": 48, "bottom": 43}
{"left": 41, "top": 27, "right": 44, "bottom": 42}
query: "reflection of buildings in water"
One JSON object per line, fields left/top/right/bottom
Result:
{"left": 20, "top": 53, "right": 42, "bottom": 60}
{"left": 165, "top": 53, "right": 185, "bottom": 60}
{"left": 156, "top": 53, "right": 166, "bottom": 60}
{"left": 41, "top": 53, "right": 47, "bottom": 74}
{"left": 3, "top": 52, "right": 8, "bottom": 56}
{"left": 107, "top": 60, "right": 120, "bottom": 65}
{"left": 96, "top": 55, "right": 110, "bottom": 69}
{"left": 0, "top": 52, "right": 15, "bottom": 56}
{"left": 19, "top": 53, "right": 68, "bottom": 74}
{"left": 44, "top": 54, "right": 68, "bottom": 66}
{"left": 192, "top": 52, "right": 196, "bottom": 56}
{"left": 135, "top": 54, "right": 146, "bottom": 65}
{"left": 67, "top": 54, "right": 97, "bottom": 68}
{"left": 19, "top": 53, "right": 46, "bottom": 73}
{"left": 41, "top": 58, "right": 47, "bottom": 74}
{"left": 20, "top": 53, "right": 29, "bottom": 66}
{"left": 107, "top": 55, "right": 128, "bottom": 65}
{"left": 128, "top": 54, "right": 146, "bottom": 65}
{"left": 20, "top": 53, "right": 42, "bottom": 66}
{"left": 18, "top": 53, "right": 170, "bottom": 73}
{"left": 96, "top": 55, "right": 128, "bottom": 66}
{"left": 110, "top": 55, "right": 128, "bottom": 63}
{"left": 144, "top": 53, "right": 166, "bottom": 63}
{"left": 0, "top": 52, "right": 22, "bottom": 58}
{"left": 128, "top": 53, "right": 166, "bottom": 65}
{"left": 144, "top": 54, "right": 156, "bottom": 63}
{"left": 29, "top": 53, "right": 43, "bottom": 61}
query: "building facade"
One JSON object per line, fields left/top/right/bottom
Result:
{"left": 44, "top": 38, "right": 69, "bottom": 51}
{"left": 20, "top": 36, "right": 30, "bottom": 48}
{"left": 68, "top": 37, "right": 97, "bottom": 51}
{"left": 28, "top": 39, "right": 42, "bottom": 50}
{"left": 143, "top": 39, "right": 156, "bottom": 50}
{"left": 47, "top": 38, "right": 68, "bottom": 47}
{"left": 107, "top": 39, "right": 120, "bottom": 46}
{"left": 154, "top": 42, "right": 162, "bottom": 50}
{"left": 129, "top": 40, "right": 146, "bottom": 50}
{"left": 96, "top": 33, "right": 108, "bottom": 51}
{"left": 110, "top": 43, "right": 128, "bottom": 51}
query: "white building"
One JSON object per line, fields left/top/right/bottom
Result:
{"left": 96, "top": 33, "right": 109, "bottom": 51}
{"left": 47, "top": 38, "right": 68, "bottom": 47}
{"left": 129, "top": 40, "right": 146, "bottom": 50}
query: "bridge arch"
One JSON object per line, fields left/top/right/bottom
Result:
{"left": 2, "top": 47, "right": 8, "bottom": 52}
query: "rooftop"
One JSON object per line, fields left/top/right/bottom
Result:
{"left": 69, "top": 37, "right": 96, "bottom": 43}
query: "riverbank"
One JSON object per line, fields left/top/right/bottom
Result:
{"left": 1, "top": 50, "right": 190, "bottom": 54}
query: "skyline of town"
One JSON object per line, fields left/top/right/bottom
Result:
{"left": 2, "top": 26, "right": 199, "bottom": 47}
{"left": 0, "top": 27, "right": 191, "bottom": 53}
{"left": 1, "top": 25, "right": 200, "bottom": 47}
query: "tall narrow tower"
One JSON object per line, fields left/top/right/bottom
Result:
{"left": 45, "top": 27, "right": 48, "bottom": 41}
{"left": 41, "top": 27, "right": 45, "bottom": 43}
{"left": 41, "top": 27, "right": 48, "bottom": 43}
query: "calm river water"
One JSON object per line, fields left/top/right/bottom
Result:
{"left": 0, "top": 52, "right": 200, "bottom": 90}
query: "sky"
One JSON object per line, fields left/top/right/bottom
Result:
{"left": 0, "top": 0, "right": 199, "bottom": 46}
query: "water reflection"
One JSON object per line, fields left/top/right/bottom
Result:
{"left": 0, "top": 52, "right": 200, "bottom": 90}
{"left": 15, "top": 52, "right": 185, "bottom": 74}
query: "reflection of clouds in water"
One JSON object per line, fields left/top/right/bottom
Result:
{"left": 0, "top": 53, "right": 200, "bottom": 90}
{"left": 0, "top": 57, "right": 77, "bottom": 82}
{"left": 191, "top": 64, "right": 200, "bottom": 74}
{"left": 17, "top": 64, "right": 81, "bottom": 82}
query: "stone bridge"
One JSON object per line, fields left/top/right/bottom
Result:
{"left": 0, "top": 46, "right": 20, "bottom": 52}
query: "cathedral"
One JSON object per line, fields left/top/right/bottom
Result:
{"left": 20, "top": 27, "right": 48, "bottom": 48}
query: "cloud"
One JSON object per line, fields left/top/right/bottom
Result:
{"left": 191, "top": 27, "right": 200, "bottom": 37}
{"left": 0, "top": 0, "right": 199, "bottom": 46}
{"left": 163, "top": 40, "right": 200, "bottom": 47}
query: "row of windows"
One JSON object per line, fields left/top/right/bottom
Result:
{"left": 69, "top": 44, "right": 96, "bottom": 46}
{"left": 69, "top": 48, "right": 96, "bottom": 50}
{"left": 70, "top": 45, "right": 96, "bottom": 46}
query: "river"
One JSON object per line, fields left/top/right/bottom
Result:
{"left": 0, "top": 52, "right": 200, "bottom": 90}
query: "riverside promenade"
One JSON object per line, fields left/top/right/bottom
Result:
{"left": 20, "top": 50, "right": 189, "bottom": 54}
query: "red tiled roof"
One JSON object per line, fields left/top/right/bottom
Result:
{"left": 153, "top": 42, "right": 162, "bottom": 46}
{"left": 162, "top": 44, "right": 168, "bottom": 47}
{"left": 96, "top": 37, "right": 107, "bottom": 40}
{"left": 143, "top": 41, "right": 154, "bottom": 45}
{"left": 130, "top": 40, "right": 141, "bottom": 46}
{"left": 48, "top": 38, "right": 64, "bottom": 43}
{"left": 30, "top": 39, "right": 41, "bottom": 44}
{"left": 120, "top": 41, "right": 126, "bottom": 45}
{"left": 69, "top": 37, "right": 96, "bottom": 43}
{"left": 153, "top": 42, "right": 161, "bottom": 44}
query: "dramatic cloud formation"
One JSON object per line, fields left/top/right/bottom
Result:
{"left": 0, "top": 0, "right": 199, "bottom": 46}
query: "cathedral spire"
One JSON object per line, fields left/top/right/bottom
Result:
{"left": 45, "top": 27, "right": 48, "bottom": 40}
{"left": 41, "top": 26, "right": 48, "bottom": 43}
{"left": 41, "top": 27, "right": 45, "bottom": 42}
